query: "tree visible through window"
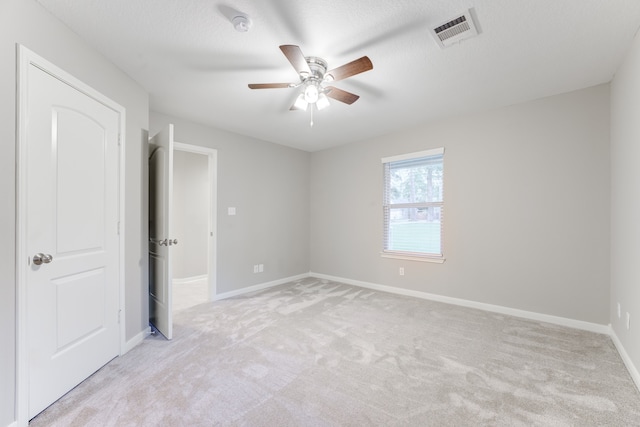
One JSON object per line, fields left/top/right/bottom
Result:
{"left": 382, "top": 148, "right": 444, "bottom": 258}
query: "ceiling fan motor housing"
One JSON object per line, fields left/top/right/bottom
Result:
{"left": 301, "top": 56, "right": 328, "bottom": 102}
{"left": 304, "top": 57, "right": 328, "bottom": 80}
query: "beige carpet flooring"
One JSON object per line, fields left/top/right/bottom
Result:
{"left": 30, "top": 277, "right": 640, "bottom": 426}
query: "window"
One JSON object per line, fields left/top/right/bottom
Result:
{"left": 382, "top": 148, "right": 444, "bottom": 262}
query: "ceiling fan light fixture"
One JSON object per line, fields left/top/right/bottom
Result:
{"left": 316, "top": 93, "right": 330, "bottom": 110}
{"left": 293, "top": 93, "right": 308, "bottom": 111}
{"left": 303, "top": 84, "right": 319, "bottom": 103}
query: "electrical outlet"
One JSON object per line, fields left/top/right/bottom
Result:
{"left": 399, "top": 267, "right": 405, "bottom": 276}
{"left": 626, "top": 312, "right": 631, "bottom": 330}
{"left": 259, "top": 264, "right": 264, "bottom": 273}
{"left": 618, "top": 303, "right": 621, "bottom": 319}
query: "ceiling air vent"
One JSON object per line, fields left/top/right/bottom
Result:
{"left": 431, "top": 10, "right": 479, "bottom": 49}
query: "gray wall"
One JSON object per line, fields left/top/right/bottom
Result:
{"left": 611, "top": 30, "right": 640, "bottom": 374}
{"left": 310, "top": 84, "right": 611, "bottom": 325}
{"left": 0, "top": 1, "right": 149, "bottom": 424}
{"left": 150, "top": 112, "right": 311, "bottom": 294}
{"left": 172, "top": 150, "right": 209, "bottom": 280}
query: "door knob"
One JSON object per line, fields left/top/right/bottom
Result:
{"left": 33, "top": 253, "right": 53, "bottom": 266}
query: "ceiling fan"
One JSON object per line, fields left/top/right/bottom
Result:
{"left": 248, "top": 45, "right": 373, "bottom": 125}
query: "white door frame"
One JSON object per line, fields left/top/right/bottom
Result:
{"left": 173, "top": 142, "right": 217, "bottom": 299}
{"left": 15, "top": 45, "right": 127, "bottom": 426}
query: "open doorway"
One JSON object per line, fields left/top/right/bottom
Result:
{"left": 172, "top": 142, "right": 217, "bottom": 313}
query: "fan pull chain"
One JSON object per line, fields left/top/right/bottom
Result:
{"left": 310, "top": 104, "right": 314, "bottom": 127}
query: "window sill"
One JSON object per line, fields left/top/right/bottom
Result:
{"left": 380, "top": 252, "right": 445, "bottom": 264}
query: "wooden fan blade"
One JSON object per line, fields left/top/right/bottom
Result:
{"left": 325, "top": 86, "right": 360, "bottom": 105}
{"left": 248, "top": 83, "right": 291, "bottom": 89}
{"left": 280, "top": 45, "right": 311, "bottom": 75}
{"left": 326, "top": 56, "right": 373, "bottom": 82}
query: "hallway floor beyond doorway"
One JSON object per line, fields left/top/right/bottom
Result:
{"left": 173, "top": 278, "right": 207, "bottom": 312}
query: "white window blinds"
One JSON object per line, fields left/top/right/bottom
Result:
{"left": 382, "top": 148, "right": 444, "bottom": 258}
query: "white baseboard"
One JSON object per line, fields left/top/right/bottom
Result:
{"left": 610, "top": 328, "right": 640, "bottom": 392}
{"left": 309, "top": 272, "right": 610, "bottom": 335}
{"left": 173, "top": 274, "right": 208, "bottom": 285}
{"left": 6, "top": 422, "right": 17, "bottom": 427}
{"left": 122, "top": 326, "right": 151, "bottom": 355}
{"left": 214, "top": 273, "right": 309, "bottom": 300}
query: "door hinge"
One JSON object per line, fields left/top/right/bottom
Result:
{"left": 118, "top": 309, "right": 122, "bottom": 324}
{"left": 117, "top": 221, "right": 120, "bottom": 235}
{"left": 118, "top": 133, "right": 122, "bottom": 146}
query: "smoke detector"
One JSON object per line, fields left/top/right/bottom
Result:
{"left": 431, "top": 10, "right": 479, "bottom": 49}
{"left": 232, "top": 15, "right": 252, "bottom": 32}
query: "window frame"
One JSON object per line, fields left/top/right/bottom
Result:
{"left": 381, "top": 147, "right": 445, "bottom": 263}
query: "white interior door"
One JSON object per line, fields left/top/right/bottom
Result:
{"left": 23, "top": 53, "right": 121, "bottom": 419}
{"left": 149, "top": 125, "right": 175, "bottom": 339}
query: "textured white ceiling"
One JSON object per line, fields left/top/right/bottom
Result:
{"left": 36, "top": 0, "right": 640, "bottom": 152}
